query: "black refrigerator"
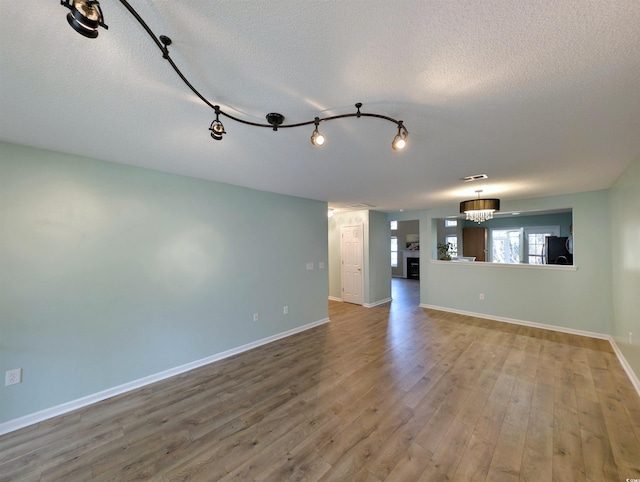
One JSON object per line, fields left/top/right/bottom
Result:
{"left": 545, "top": 236, "right": 573, "bottom": 265}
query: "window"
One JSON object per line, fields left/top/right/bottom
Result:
{"left": 525, "top": 226, "right": 560, "bottom": 264}
{"left": 390, "top": 220, "right": 397, "bottom": 230}
{"left": 445, "top": 235, "right": 458, "bottom": 257}
{"left": 490, "top": 226, "right": 560, "bottom": 264}
{"left": 490, "top": 229, "right": 523, "bottom": 263}
{"left": 444, "top": 219, "right": 458, "bottom": 228}
{"left": 391, "top": 236, "right": 398, "bottom": 267}
{"left": 527, "top": 233, "right": 547, "bottom": 264}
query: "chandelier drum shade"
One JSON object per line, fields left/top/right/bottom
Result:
{"left": 460, "top": 191, "right": 500, "bottom": 223}
{"left": 59, "top": 0, "right": 409, "bottom": 149}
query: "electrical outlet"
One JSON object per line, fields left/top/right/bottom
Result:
{"left": 306, "top": 262, "right": 314, "bottom": 270}
{"left": 319, "top": 262, "right": 325, "bottom": 269}
{"left": 283, "top": 306, "right": 289, "bottom": 315}
{"left": 479, "top": 293, "right": 485, "bottom": 300}
{"left": 5, "top": 368, "right": 22, "bottom": 386}
{"left": 253, "top": 313, "right": 259, "bottom": 322}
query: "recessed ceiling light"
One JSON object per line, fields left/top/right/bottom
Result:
{"left": 460, "top": 174, "right": 489, "bottom": 182}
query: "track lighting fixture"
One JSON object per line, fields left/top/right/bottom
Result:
{"left": 61, "top": 0, "right": 108, "bottom": 38}
{"left": 311, "top": 118, "right": 325, "bottom": 147}
{"left": 60, "top": 0, "right": 409, "bottom": 150}
{"left": 209, "top": 106, "right": 226, "bottom": 141}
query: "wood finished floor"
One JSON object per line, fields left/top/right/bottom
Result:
{"left": 1, "top": 278, "right": 640, "bottom": 481}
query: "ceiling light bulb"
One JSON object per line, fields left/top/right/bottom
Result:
{"left": 311, "top": 129, "right": 325, "bottom": 146}
{"left": 392, "top": 135, "right": 406, "bottom": 150}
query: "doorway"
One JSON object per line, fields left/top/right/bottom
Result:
{"left": 462, "top": 227, "right": 487, "bottom": 261}
{"left": 391, "top": 219, "right": 420, "bottom": 304}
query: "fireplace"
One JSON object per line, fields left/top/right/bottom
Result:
{"left": 407, "top": 257, "right": 420, "bottom": 280}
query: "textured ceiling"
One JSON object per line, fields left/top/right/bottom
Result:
{"left": 2, "top": 1, "right": 640, "bottom": 212}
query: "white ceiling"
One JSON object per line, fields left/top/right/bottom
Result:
{"left": 2, "top": 1, "right": 640, "bottom": 213}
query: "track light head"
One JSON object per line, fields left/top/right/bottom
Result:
{"left": 209, "top": 106, "right": 226, "bottom": 140}
{"left": 61, "top": 0, "right": 108, "bottom": 38}
{"left": 209, "top": 120, "right": 226, "bottom": 140}
{"left": 392, "top": 121, "right": 408, "bottom": 151}
{"left": 311, "top": 118, "right": 325, "bottom": 146}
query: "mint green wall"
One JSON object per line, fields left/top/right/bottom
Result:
{"left": 0, "top": 142, "right": 328, "bottom": 423}
{"left": 610, "top": 155, "right": 640, "bottom": 380}
{"left": 368, "top": 210, "right": 392, "bottom": 304}
{"left": 422, "top": 191, "right": 611, "bottom": 334}
{"left": 389, "top": 192, "right": 611, "bottom": 335}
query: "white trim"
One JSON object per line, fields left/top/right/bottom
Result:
{"left": 608, "top": 337, "right": 640, "bottom": 397}
{"left": 422, "top": 304, "right": 640, "bottom": 398}
{"left": 328, "top": 296, "right": 343, "bottom": 302}
{"left": 430, "top": 260, "right": 577, "bottom": 271}
{"left": 0, "top": 317, "right": 330, "bottom": 436}
{"left": 364, "top": 297, "right": 392, "bottom": 308}
{"left": 421, "top": 304, "right": 607, "bottom": 339}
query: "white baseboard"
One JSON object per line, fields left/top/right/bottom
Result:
{"left": 364, "top": 297, "right": 392, "bottom": 308}
{"left": 422, "top": 304, "right": 640, "bottom": 398}
{"left": 0, "top": 317, "right": 330, "bottom": 436}
{"left": 420, "top": 304, "right": 609, "bottom": 339}
{"left": 608, "top": 337, "right": 640, "bottom": 397}
{"left": 328, "top": 296, "right": 392, "bottom": 308}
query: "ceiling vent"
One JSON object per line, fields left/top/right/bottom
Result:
{"left": 460, "top": 174, "right": 489, "bottom": 182}
{"left": 348, "top": 203, "right": 377, "bottom": 209}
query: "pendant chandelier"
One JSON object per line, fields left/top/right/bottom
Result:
{"left": 60, "top": 0, "right": 409, "bottom": 150}
{"left": 460, "top": 190, "right": 500, "bottom": 223}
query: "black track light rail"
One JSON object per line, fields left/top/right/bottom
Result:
{"left": 118, "top": 0, "right": 217, "bottom": 112}
{"left": 116, "top": 0, "right": 406, "bottom": 132}
{"left": 61, "top": 0, "right": 408, "bottom": 146}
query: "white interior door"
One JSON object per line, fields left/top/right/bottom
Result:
{"left": 341, "top": 225, "right": 363, "bottom": 305}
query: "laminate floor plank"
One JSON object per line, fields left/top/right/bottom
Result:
{"left": 417, "top": 420, "right": 473, "bottom": 482}
{"left": 1, "top": 278, "right": 639, "bottom": 481}
{"left": 486, "top": 420, "right": 527, "bottom": 482}
{"left": 451, "top": 431, "right": 495, "bottom": 482}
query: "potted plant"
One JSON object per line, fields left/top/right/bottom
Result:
{"left": 437, "top": 242, "right": 453, "bottom": 260}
